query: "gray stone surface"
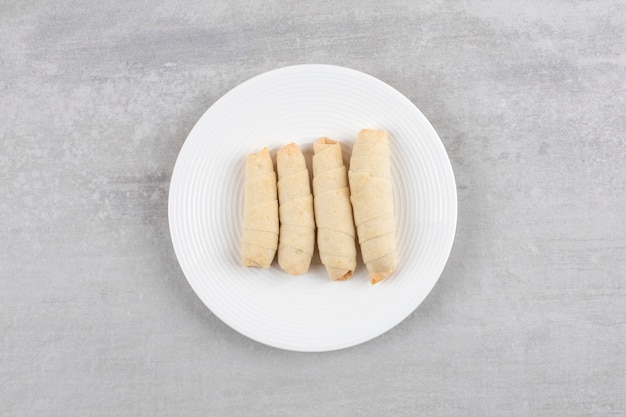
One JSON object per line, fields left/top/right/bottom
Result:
{"left": 1, "top": 1, "right": 625, "bottom": 415}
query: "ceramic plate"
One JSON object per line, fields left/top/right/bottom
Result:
{"left": 169, "top": 64, "right": 456, "bottom": 352}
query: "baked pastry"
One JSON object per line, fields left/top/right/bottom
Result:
{"left": 276, "top": 143, "right": 315, "bottom": 275}
{"left": 349, "top": 129, "right": 397, "bottom": 284}
{"left": 312, "top": 138, "right": 357, "bottom": 280}
{"left": 241, "top": 147, "right": 279, "bottom": 268}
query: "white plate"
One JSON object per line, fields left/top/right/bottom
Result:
{"left": 169, "top": 64, "right": 457, "bottom": 352}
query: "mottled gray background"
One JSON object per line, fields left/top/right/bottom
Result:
{"left": 1, "top": 0, "right": 625, "bottom": 416}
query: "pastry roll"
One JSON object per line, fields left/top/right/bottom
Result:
{"left": 312, "top": 138, "right": 356, "bottom": 280}
{"left": 277, "top": 143, "right": 315, "bottom": 275}
{"left": 241, "top": 147, "right": 279, "bottom": 268}
{"left": 349, "top": 129, "right": 397, "bottom": 284}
